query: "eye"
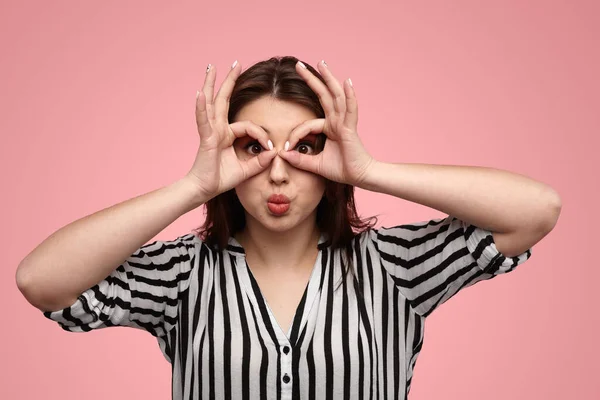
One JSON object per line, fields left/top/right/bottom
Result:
{"left": 295, "top": 141, "right": 315, "bottom": 155}
{"left": 244, "top": 141, "right": 264, "bottom": 155}
{"left": 243, "top": 140, "right": 315, "bottom": 155}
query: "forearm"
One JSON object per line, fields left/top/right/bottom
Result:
{"left": 360, "top": 161, "right": 562, "bottom": 234}
{"left": 16, "top": 176, "right": 206, "bottom": 311}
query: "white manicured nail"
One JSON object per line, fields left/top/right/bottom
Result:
{"left": 297, "top": 61, "right": 307, "bottom": 69}
{"left": 348, "top": 78, "right": 353, "bottom": 87}
{"left": 231, "top": 60, "right": 238, "bottom": 69}
{"left": 321, "top": 60, "right": 327, "bottom": 66}
{"left": 206, "top": 64, "right": 211, "bottom": 73}
{"left": 284, "top": 141, "right": 290, "bottom": 151}
{"left": 268, "top": 140, "right": 273, "bottom": 150}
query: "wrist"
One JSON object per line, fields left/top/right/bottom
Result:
{"left": 356, "top": 159, "right": 386, "bottom": 192}
{"left": 172, "top": 176, "right": 209, "bottom": 213}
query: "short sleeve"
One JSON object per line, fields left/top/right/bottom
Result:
{"left": 42, "top": 233, "right": 203, "bottom": 337}
{"left": 370, "top": 216, "right": 532, "bottom": 318}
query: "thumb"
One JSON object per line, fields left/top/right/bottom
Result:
{"left": 241, "top": 150, "right": 277, "bottom": 178}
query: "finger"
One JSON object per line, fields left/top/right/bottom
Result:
{"left": 316, "top": 60, "right": 346, "bottom": 114}
{"left": 228, "top": 120, "right": 271, "bottom": 151}
{"left": 278, "top": 149, "right": 322, "bottom": 175}
{"left": 214, "top": 60, "right": 242, "bottom": 122}
{"left": 202, "top": 63, "right": 217, "bottom": 120}
{"left": 195, "top": 91, "right": 212, "bottom": 141}
{"left": 285, "top": 118, "right": 326, "bottom": 152}
{"left": 343, "top": 79, "right": 358, "bottom": 130}
{"left": 241, "top": 148, "right": 277, "bottom": 178}
{"left": 295, "top": 61, "right": 336, "bottom": 116}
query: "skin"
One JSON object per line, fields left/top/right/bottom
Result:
{"left": 232, "top": 96, "right": 326, "bottom": 272}
{"left": 279, "top": 60, "right": 561, "bottom": 257}
{"left": 195, "top": 59, "right": 560, "bottom": 332}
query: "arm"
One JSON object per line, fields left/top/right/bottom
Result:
{"left": 15, "top": 176, "right": 207, "bottom": 312}
{"left": 360, "top": 162, "right": 562, "bottom": 257}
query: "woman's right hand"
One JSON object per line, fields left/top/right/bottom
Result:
{"left": 185, "top": 61, "right": 277, "bottom": 201}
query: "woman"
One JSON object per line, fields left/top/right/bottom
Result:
{"left": 16, "top": 56, "right": 561, "bottom": 399}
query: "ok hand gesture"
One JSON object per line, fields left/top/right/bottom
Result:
{"left": 278, "top": 60, "right": 376, "bottom": 187}
{"left": 185, "top": 61, "right": 277, "bottom": 201}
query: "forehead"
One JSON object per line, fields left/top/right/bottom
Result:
{"left": 235, "top": 96, "right": 317, "bottom": 133}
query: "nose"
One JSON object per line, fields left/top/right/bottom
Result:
{"left": 268, "top": 153, "right": 289, "bottom": 184}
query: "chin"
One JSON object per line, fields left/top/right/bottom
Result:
{"left": 262, "top": 223, "right": 297, "bottom": 233}
{"left": 258, "top": 214, "right": 299, "bottom": 231}
{"left": 249, "top": 208, "right": 309, "bottom": 232}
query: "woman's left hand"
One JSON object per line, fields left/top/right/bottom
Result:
{"left": 278, "top": 60, "right": 377, "bottom": 187}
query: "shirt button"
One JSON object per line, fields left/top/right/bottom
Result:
{"left": 283, "top": 346, "right": 290, "bottom": 354}
{"left": 282, "top": 374, "right": 291, "bottom": 384}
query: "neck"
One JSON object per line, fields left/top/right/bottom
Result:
{"left": 235, "top": 218, "right": 320, "bottom": 272}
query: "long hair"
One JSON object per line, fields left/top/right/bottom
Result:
{"left": 193, "top": 56, "right": 378, "bottom": 289}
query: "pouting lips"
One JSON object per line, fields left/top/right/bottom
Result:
{"left": 267, "top": 194, "right": 290, "bottom": 204}
{"left": 267, "top": 202, "right": 290, "bottom": 215}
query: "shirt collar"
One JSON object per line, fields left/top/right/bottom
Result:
{"left": 226, "top": 232, "right": 331, "bottom": 257}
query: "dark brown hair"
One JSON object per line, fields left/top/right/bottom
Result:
{"left": 193, "top": 56, "right": 378, "bottom": 288}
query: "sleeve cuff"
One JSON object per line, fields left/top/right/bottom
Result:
{"left": 43, "top": 290, "right": 100, "bottom": 331}
{"left": 461, "top": 219, "right": 532, "bottom": 274}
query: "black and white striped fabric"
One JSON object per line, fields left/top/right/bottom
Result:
{"left": 44, "top": 215, "right": 532, "bottom": 399}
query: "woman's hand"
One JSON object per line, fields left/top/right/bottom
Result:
{"left": 185, "top": 61, "right": 277, "bottom": 201}
{"left": 278, "top": 60, "right": 376, "bottom": 187}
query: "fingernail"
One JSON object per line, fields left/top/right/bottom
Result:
{"left": 268, "top": 140, "right": 273, "bottom": 150}
{"left": 196, "top": 90, "right": 200, "bottom": 99}
{"left": 231, "top": 60, "right": 238, "bottom": 69}
{"left": 284, "top": 141, "right": 290, "bottom": 151}
{"left": 297, "top": 61, "right": 307, "bottom": 69}
{"left": 348, "top": 78, "right": 353, "bottom": 87}
{"left": 321, "top": 60, "right": 327, "bottom": 67}
{"left": 206, "top": 64, "right": 211, "bottom": 73}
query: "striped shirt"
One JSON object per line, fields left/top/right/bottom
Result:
{"left": 44, "top": 215, "right": 532, "bottom": 399}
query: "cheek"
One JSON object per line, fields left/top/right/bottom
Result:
{"left": 303, "top": 177, "right": 326, "bottom": 205}
{"left": 235, "top": 179, "right": 260, "bottom": 208}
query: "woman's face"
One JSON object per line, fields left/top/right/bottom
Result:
{"left": 233, "top": 96, "right": 326, "bottom": 233}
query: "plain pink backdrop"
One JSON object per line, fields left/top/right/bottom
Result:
{"left": 2, "top": 0, "right": 597, "bottom": 399}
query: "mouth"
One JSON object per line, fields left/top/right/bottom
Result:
{"left": 268, "top": 194, "right": 290, "bottom": 204}
{"left": 267, "top": 194, "right": 291, "bottom": 215}
{"left": 267, "top": 202, "right": 290, "bottom": 215}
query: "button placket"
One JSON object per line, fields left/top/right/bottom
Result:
{"left": 281, "top": 343, "right": 293, "bottom": 390}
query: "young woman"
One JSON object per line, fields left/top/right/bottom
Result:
{"left": 16, "top": 56, "right": 561, "bottom": 400}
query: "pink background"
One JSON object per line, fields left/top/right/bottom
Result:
{"left": 2, "top": 0, "right": 598, "bottom": 399}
